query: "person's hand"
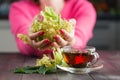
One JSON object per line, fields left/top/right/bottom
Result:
{"left": 52, "top": 19, "right": 76, "bottom": 48}
{"left": 26, "top": 15, "right": 51, "bottom": 50}
{"left": 28, "top": 31, "right": 51, "bottom": 50}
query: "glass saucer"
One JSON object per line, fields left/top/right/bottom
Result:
{"left": 57, "top": 60, "right": 103, "bottom": 74}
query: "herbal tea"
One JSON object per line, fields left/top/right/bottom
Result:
{"left": 62, "top": 51, "right": 95, "bottom": 68}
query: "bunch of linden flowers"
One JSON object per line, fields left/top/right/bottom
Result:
{"left": 17, "top": 7, "right": 74, "bottom": 44}
{"left": 14, "top": 7, "right": 72, "bottom": 75}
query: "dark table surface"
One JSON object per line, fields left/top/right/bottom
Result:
{"left": 0, "top": 50, "right": 120, "bottom": 80}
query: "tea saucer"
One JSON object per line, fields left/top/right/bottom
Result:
{"left": 57, "top": 61, "right": 103, "bottom": 74}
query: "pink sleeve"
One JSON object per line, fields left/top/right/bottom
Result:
{"left": 9, "top": 2, "right": 38, "bottom": 56}
{"left": 73, "top": 1, "right": 96, "bottom": 48}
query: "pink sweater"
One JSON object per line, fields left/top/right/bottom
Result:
{"left": 9, "top": 0, "right": 96, "bottom": 57}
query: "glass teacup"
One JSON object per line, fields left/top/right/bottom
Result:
{"left": 62, "top": 46, "right": 99, "bottom": 68}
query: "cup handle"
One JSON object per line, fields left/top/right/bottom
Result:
{"left": 87, "top": 52, "right": 99, "bottom": 67}
{"left": 91, "top": 52, "right": 99, "bottom": 66}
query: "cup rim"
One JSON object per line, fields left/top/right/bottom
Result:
{"left": 62, "top": 46, "right": 96, "bottom": 54}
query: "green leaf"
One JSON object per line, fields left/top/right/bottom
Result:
{"left": 24, "top": 69, "right": 38, "bottom": 74}
{"left": 24, "top": 66, "right": 40, "bottom": 70}
{"left": 14, "top": 65, "right": 57, "bottom": 75}
{"left": 14, "top": 68, "right": 26, "bottom": 73}
{"left": 37, "top": 65, "right": 47, "bottom": 75}
{"left": 47, "top": 66, "right": 57, "bottom": 73}
{"left": 14, "top": 66, "right": 40, "bottom": 74}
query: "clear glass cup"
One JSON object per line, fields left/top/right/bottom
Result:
{"left": 62, "top": 46, "right": 99, "bottom": 68}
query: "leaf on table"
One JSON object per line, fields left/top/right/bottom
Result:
{"left": 14, "top": 65, "right": 56, "bottom": 75}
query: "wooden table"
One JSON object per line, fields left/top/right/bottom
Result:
{"left": 0, "top": 51, "right": 120, "bottom": 80}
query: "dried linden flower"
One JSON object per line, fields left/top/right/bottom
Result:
{"left": 36, "top": 54, "right": 55, "bottom": 68}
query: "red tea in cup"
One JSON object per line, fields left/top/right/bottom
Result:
{"left": 62, "top": 46, "right": 99, "bottom": 68}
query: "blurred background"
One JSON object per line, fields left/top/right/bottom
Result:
{"left": 0, "top": 0, "right": 120, "bottom": 52}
